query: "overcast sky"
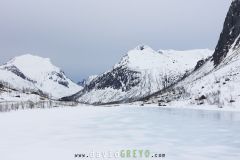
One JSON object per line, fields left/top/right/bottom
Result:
{"left": 0, "top": 0, "right": 231, "bottom": 81}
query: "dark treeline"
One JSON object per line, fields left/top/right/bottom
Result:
{"left": 0, "top": 100, "right": 78, "bottom": 112}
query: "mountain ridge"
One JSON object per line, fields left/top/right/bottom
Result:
{"left": 61, "top": 46, "right": 212, "bottom": 104}
{"left": 0, "top": 54, "right": 82, "bottom": 101}
{"left": 143, "top": 0, "right": 240, "bottom": 107}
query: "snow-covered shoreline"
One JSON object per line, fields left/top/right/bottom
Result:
{"left": 101, "top": 102, "right": 240, "bottom": 112}
{"left": 1, "top": 100, "right": 240, "bottom": 113}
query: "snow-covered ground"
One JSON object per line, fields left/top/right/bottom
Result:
{"left": 0, "top": 105, "right": 240, "bottom": 160}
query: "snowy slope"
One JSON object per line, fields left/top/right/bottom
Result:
{"left": 145, "top": 48, "right": 240, "bottom": 108}
{"left": 0, "top": 54, "right": 82, "bottom": 99}
{"left": 64, "top": 45, "right": 212, "bottom": 104}
{"left": 0, "top": 69, "right": 38, "bottom": 92}
{"left": 145, "top": 1, "right": 240, "bottom": 108}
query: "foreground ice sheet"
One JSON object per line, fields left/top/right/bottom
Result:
{"left": 0, "top": 106, "right": 240, "bottom": 160}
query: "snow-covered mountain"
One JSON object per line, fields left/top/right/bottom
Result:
{"left": 212, "top": 0, "right": 240, "bottom": 66}
{"left": 62, "top": 45, "right": 212, "bottom": 104}
{"left": 144, "top": 0, "right": 240, "bottom": 107}
{"left": 0, "top": 54, "right": 82, "bottom": 100}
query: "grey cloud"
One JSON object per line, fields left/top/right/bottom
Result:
{"left": 0, "top": 0, "right": 231, "bottom": 81}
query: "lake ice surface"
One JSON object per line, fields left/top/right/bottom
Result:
{"left": 0, "top": 106, "right": 240, "bottom": 160}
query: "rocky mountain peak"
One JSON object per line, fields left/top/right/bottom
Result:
{"left": 212, "top": 0, "right": 240, "bottom": 65}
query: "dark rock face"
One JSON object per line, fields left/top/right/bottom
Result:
{"left": 49, "top": 71, "right": 69, "bottom": 88}
{"left": 58, "top": 80, "right": 69, "bottom": 88}
{"left": 194, "top": 56, "right": 211, "bottom": 71}
{"left": 212, "top": 0, "right": 240, "bottom": 65}
{"left": 194, "top": 59, "right": 205, "bottom": 71}
{"left": 5, "top": 65, "right": 70, "bottom": 89}
{"left": 84, "top": 66, "right": 141, "bottom": 92}
{"left": 0, "top": 83, "right": 3, "bottom": 89}
{"left": 61, "top": 66, "right": 141, "bottom": 101}
{"left": 4, "top": 65, "right": 36, "bottom": 83}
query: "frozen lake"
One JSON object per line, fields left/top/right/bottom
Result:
{"left": 0, "top": 106, "right": 240, "bottom": 160}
